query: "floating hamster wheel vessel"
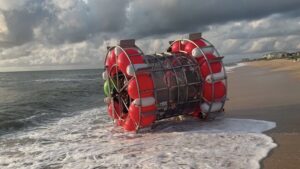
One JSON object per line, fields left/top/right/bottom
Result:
{"left": 103, "top": 33, "right": 227, "bottom": 132}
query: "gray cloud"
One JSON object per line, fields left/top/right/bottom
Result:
{"left": 205, "top": 16, "right": 300, "bottom": 56}
{"left": 1, "top": 0, "right": 49, "bottom": 45}
{"left": 0, "top": 0, "right": 130, "bottom": 45}
{"left": 0, "top": 41, "right": 100, "bottom": 67}
{"left": 39, "top": 0, "right": 130, "bottom": 44}
{"left": 126, "top": 0, "right": 300, "bottom": 37}
{"left": 0, "top": 0, "right": 300, "bottom": 70}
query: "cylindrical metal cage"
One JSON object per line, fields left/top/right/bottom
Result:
{"left": 142, "top": 54, "right": 203, "bottom": 120}
{"left": 103, "top": 33, "right": 227, "bottom": 132}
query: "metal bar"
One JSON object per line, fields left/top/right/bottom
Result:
{"left": 201, "top": 38, "right": 228, "bottom": 112}
{"left": 121, "top": 96, "right": 129, "bottom": 111}
{"left": 175, "top": 54, "right": 189, "bottom": 103}
{"left": 173, "top": 56, "right": 183, "bottom": 103}
{"left": 144, "top": 64, "right": 199, "bottom": 72}
{"left": 154, "top": 54, "right": 170, "bottom": 110}
{"left": 116, "top": 45, "right": 143, "bottom": 131}
{"left": 191, "top": 38, "right": 214, "bottom": 113}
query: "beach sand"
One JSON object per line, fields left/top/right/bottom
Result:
{"left": 250, "top": 59, "right": 300, "bottom": 79}
{"left": 227, "top": 59, "right": 300, "bottom": 169}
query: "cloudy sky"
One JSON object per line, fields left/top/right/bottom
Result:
{"left": 0, "top": 0, "right": 300, "bottom": 71}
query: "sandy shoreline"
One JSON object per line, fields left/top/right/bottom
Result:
{"left": 249, "top": 59, "right": 300, "bottom": 79}
{"left": 227, "top": 59, "right": 300, "bottom": 169}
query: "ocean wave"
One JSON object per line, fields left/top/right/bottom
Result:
{"left": 225, "top": 62, "right": 247, "bottom": 73}
{"left": 34, "top": 78, "right": 100, "bottom": 82}
{"left": 0, "top": 107, "right": 276, "bottom": 169}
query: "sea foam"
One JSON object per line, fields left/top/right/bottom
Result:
{"left": 225, "top": 62, "right": 247, "bottom": 73}
{"left": 0, "top": 107, "right": 276, "bottom": 169}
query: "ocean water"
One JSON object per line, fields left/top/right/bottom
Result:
{"left": 0, "top": 69, "right": 103, "bottom": 135}
{"left": 0, "top": 65, "right": 277, "bottom": 169}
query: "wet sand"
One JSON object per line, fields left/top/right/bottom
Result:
{"left": 226, "top": 59, "right": 300, "bottom": 169}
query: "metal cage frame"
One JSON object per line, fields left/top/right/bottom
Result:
{"left": 168, "top": 37, "right": 227, "bottom": 117}
{"left": 104, "top": 33, "right": 227, "bottom": 132}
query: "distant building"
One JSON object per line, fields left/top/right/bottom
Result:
{"left": 263, "top": 52, "right": 288, "bottom": 59}
{"left": 260, "top": 51, "right": 300, "bottom": 61}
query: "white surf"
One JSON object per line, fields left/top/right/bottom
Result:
{"left": 225, "top": 62, "right": 247, "bottom": 73}
{"left": 0, "top": 107, "right": 276, "bottom": 169}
